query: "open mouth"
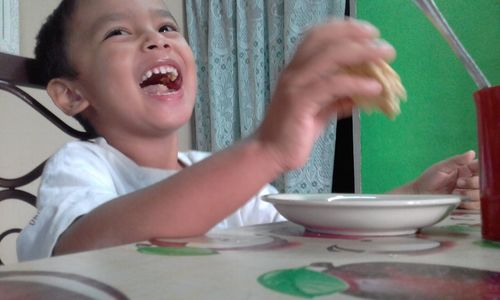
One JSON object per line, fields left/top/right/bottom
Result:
{"left": 139, "top": 65, "right": 182, "bottom": 92}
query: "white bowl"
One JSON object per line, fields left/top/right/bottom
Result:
{"left": 262, "top": 193, "right": 460, "bottom": 236}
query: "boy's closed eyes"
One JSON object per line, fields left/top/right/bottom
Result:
{"left": 103, "top": 23, "right": 178, "bottom": 41}
{"left": 86, "top": 9, "right": 179, "bottom": 42}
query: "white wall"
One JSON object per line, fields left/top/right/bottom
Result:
{"left": 0, "top": 0, "right": 190, "bottom": 264}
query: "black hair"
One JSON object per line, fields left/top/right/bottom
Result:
{"left": 35, "top": 0, "right": 98, "bottom": 138}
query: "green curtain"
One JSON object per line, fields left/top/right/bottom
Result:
{"left": 185, "top": 0, "right": 345, "bottom": 193}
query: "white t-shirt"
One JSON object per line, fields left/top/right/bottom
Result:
{"left": 17, "top": 138, "right": 283, "bottom": 261}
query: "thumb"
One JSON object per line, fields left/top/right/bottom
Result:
{"left": 437, "top": 150, "right": 476, "bottom": 173}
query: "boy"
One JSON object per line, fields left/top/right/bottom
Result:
{"left": 17, "top": 0, "right": 479, "bottom": 261}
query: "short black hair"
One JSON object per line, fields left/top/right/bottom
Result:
{"left": 35, "top": 0, "right": 98, "bottom": 138}
{"left": 35, "top": 0, "right": 79, "bottom": 85}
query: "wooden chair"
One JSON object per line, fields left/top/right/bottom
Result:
{"left": 0, "top": 52, "right": 91, "bottom": 264}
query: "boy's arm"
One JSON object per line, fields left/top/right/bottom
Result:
{"left": 54, "top": 19, "right": 395, "bottom": 255}
{"left": 54, "top": 138, "right": 283, "bottom": 255}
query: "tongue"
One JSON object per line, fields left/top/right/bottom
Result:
{"left": 140, "top": 73, "right": 181, "bottom": 90}
{"left": 142, "top": 84, "right": 172, "bottom": 95}
{"left": 163, "top": 77, "right": 182, "bottom": 90}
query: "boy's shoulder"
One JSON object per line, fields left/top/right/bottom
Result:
{"left": 51, "top": 138, "right": 110, "bottom": 157}
{"left": 53, "top": 139, "right": 212, "bottom": 164}
{"left": 47, "top": 137, "right": 123, "bottom": 169}
{"left": 50, "top": 139, "right": 213, "bottom": 168}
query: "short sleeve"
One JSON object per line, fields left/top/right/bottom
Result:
{"left": 17, "top": 142, "right": 118, "bottom": 261}
{"left": 211, "top": 183, "right": 285, "bottom": 230}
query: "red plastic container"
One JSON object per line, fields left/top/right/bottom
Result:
{"left": 474, "top": 85, "right": 500, "bottom": 241}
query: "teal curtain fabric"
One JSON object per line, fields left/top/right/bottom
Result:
{"left": 185, "top": 0, "right": 345, "bottom": 193}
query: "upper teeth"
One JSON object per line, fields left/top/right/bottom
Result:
{"left": 141, "top": 66, "right": 178, "bottom": 84}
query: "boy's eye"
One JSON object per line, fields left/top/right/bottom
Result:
{"left": 104, "top": 28, "right": 129, "bottom": 40}
{"left": 159, "top": 24, "right": 177, "bottom": 33}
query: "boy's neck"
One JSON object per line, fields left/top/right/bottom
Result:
{"left": 105, "top": 135, "right": 182, "bottom": 170}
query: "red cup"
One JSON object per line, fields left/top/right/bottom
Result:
{"left": 474, "top": 85, "right": 500, "bottom": 241}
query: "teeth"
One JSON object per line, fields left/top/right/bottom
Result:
{"left": 141, "top": 65, "right": 179, "bottom": 85}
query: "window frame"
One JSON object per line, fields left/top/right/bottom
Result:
{"left": 0, "top": 0, "right": 19, "bottom": 54}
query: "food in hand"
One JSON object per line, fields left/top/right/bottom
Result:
{"left": 345, "top": 61, "right": 407, "bottom": 119}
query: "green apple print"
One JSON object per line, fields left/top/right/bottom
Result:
{"left": 475, "top": 240, "right": 500, "bottom": 249}
{"left": 258, "top": 267, "right": 348, "bottom": 298}
{"left": 137, "top": 245, "right": 217, "bottom": 256}
{"left": 445, "top": 224, "right": 481, "bottom": 233}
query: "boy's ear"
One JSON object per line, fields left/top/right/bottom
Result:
{"left": 46, "top": 78, "right": 90, "bottom": 116}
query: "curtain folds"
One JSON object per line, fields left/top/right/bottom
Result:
{"left": 186, "top": 0, "right": 345, "bottom": 193}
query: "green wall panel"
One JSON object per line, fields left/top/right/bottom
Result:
{"left": 358, "top": 0, "right": 500, "bottom": 193}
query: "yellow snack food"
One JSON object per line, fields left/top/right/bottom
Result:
{"left": 345, "top": 61, "right": 407, "bottom": 119}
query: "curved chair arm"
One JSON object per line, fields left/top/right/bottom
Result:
{"left": 0, "top": 186, "right": 38, "bottom": 266}
{"left": 0, "top": 161, "right": 46, "bottom": 190}
{"left": 0, "top": 228, "right": 22, "bottom": 265}
{"left": 0, "top": 189, "right": 38, "bottom": 207}
{"left": 0, "top": 80, "right": 93, "bottom": 140}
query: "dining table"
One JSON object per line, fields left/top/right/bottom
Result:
{"left": 1, "top": 208, "right": 499, "bottom": 299}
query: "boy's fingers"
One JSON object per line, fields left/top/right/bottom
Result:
{"left": 278, "top": 19, "right": 395, "bottom": 115}
{"left": 437, "top": 150, "right": 476, "bottom": 173}
{"left": 467, "top": 159, "right": 479, "bottom": 174}
{"left": 454, "top": 189, "right": 480, "bottom": 203}
{"left": 458, "top": 199, "right": 481, "bottom": 210}
{"left": 284, "top": 40, "right": 394, "bottom": 109}
{"left": 457, "top": 150, "right": 476, "bottom": 163}
{"left": 322, "top": 74, "right": 383, "bottom": 98}
{"left": 457, "top": 176, "right": 479, "bottom": 189}
{"left": 299, "top": 19, "right": 380, "bottom": 55}
{"left": 316, "top": 97, "right": 355, "bottom": 123}
{"left": 290, "top": 39, "right": 395, "bottom": 79}
{"left": 288, "top": 73, "right": 383, "bottom": 112}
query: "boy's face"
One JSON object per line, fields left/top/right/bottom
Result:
{"left": 65, "top": 0, "right": 196, "bottom": 139}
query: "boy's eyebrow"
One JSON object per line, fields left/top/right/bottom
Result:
{"left": 90, "top": 13, "right": 128, "bottom": 33}
{"left": 152, "top": 9, "right": 178, "bottom": 24}
{"left": 89, "top": 9, "right": 177, "bottom": 34}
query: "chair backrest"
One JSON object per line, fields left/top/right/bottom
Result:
{"left": 0, "top": 52, "right": 91, "bottom": 264}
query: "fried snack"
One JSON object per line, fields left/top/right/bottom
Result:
{"left": 344, "top": 61, "right": 407, "bottom": 119}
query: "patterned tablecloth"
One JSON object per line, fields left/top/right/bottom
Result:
{"left": 0, "top": 209, "right": 499, "bottom": 299}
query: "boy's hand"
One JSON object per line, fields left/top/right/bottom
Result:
{"left": 408, "top": 151, "right": 480, "bottom": 209}
{"left": 255, "top": 19, "right": 395, "bottom": 172}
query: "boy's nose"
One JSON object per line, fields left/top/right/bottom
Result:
{"left": 143, "top": 32, "right": 170, "bottom": 51}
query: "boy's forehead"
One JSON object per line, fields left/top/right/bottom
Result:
{"left": 71, "top": 0, "right": 174, "bottom": 30}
